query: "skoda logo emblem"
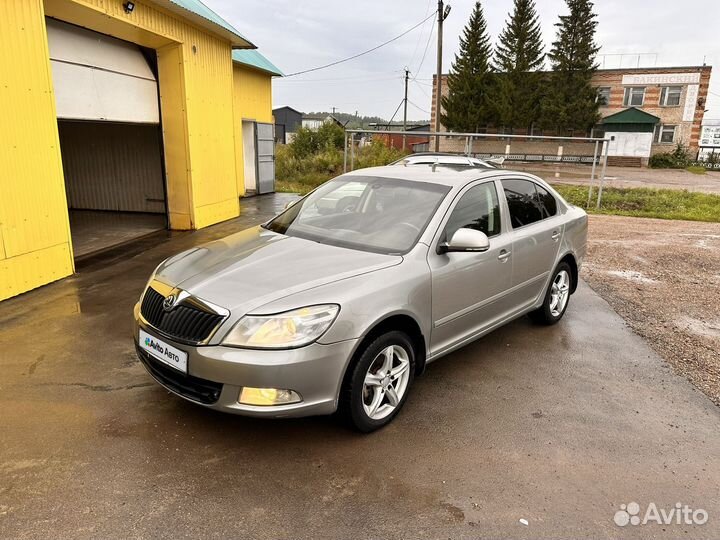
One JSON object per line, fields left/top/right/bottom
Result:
{"left": 163, "top": 294, "right": 177, "bottom": 311}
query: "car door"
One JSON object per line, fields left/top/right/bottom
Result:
{"left": 501, "top": 178, "right": 564, "bottom": 308}
{"left": 428, "top": 180, "right": 514, "bottom": 355}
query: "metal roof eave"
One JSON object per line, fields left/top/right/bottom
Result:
{"left": 232, "top": 49, "right": 283, "bottom": 77}
{"left": 601, "top": 107, "right": 661, "bottom": 125}
{"left": 149, "top": 0, "right": 255, "bottom": 49}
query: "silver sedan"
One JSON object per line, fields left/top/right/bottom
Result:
{"left": 134, "top": 166, "right": 587, "bottom": 431}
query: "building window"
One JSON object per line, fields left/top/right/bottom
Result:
{"left": 654, "top": 124, "right": 677, "bottom": 144}
{"left": 596, "top": 87, "right": 611, "bottom": 106}
{"left": 660, "top": 86, "right": 682, "bottom": 107}
{"left": 623, "top": 87, "right": 646, "bottom": 107}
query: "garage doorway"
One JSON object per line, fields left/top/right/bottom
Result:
{"left": 47, "top": 18, "right": 167, "bottom": 258}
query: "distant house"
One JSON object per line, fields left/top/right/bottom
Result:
{"left": 302, "top": 114, "right": 344, "bottom": 130}
{"left": 373, "top": 123, "right": 431, "bottom": 152}
{"left": 273, "top": 106, "right": 302, "bottom": 144}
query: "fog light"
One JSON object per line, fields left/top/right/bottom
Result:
{"left": 238, "top": 387, "right": 301, "bottom": 406}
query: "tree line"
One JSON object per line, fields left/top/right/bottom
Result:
{"left": 441, "top": 0, "right": 601, "bottom": 136}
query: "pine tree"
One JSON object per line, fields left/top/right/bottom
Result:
{"left": 440, "top": 1, "right": 494, "bottom": 132}
{"left": 493, "top": 0, "right": 545, "bottom": 133}
{"left": 540, "top": 0, "right": 600, "bottom": 133}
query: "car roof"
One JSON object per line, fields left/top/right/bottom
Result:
{"left": 342, "top": 164, "right": 515, "bottom": 187}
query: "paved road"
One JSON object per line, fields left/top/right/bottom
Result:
{"left": 513, "top": 162, "right": 720, "bottom": 194}
{"left": 1, "top": 194, "right": 719, "bottom": 539}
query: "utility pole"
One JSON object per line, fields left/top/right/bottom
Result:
{"left": 434, "top": 0, "right": 450, "bottom": 151}
{"left": 403, "top": 68, "right": 409, "bottom": 150}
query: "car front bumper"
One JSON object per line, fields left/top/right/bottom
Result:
{"left": 133, "top": 304, "right": 358, "bottom": 418}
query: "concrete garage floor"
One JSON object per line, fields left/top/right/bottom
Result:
{"left": 1, "top": 194, "right": 719, "bottom": 539}
{"left": 69, "top": 210, "right": 167, "bottom": 259}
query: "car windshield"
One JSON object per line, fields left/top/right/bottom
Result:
{"left": 264, "top": 175, "right": 450, "bottom": 255}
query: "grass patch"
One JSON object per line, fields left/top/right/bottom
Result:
{"left": 686, "top": 166, "right": 707, "bottom": 175}
{"left": 552, "top": 184, "right": 720, "bottom": 223}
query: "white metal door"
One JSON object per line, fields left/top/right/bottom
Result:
{"left": 256, "top": 123, "right": 275, "bottom": 194}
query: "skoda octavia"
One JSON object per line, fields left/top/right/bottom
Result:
{"left": 134, "top": 166, "right": 587, "bottom": 431}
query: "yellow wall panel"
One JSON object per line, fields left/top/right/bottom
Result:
{"left": 0, "top": 0, "right": 74, "bottom": 301}
{"left": 157, "top": 43, "right": 193, "bottom": 229}
{"left": 194, "top": 198, "right": 242, "bottom": 230}
{"left": 0, "top": 244, "right": 74, "bottom": 301}
{"left": 232, "top": 65, "right": 273, "bottom": 197}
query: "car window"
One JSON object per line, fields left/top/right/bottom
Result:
{"left": 535, "top": 184, "right": 557, "bottom": 218}
{"left": 265, "top": 176, "right": 450, "bottom": 255}
{"left": 444, "top": 182, "right": 501, "bottom": 241}
{"left": 502, "top": 179, "right": 544, "bottom": 228}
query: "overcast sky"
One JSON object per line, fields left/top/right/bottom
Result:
{"left": 207, "top": 0, "right": 720, "bottom": 121}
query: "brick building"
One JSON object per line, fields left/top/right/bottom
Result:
{"left": 431, "top": 65, "right": 712, "bottom": 165}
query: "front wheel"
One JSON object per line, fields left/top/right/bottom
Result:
{"left": 339, "top": 331, "right": 415, "bottom": 432}
{"left": 529, "top": 262, "right": 573, "bottom": 325}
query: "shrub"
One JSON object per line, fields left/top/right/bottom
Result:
{"left": 649, "top": 142, "right": 692, "bottom": 169}
{"left": 288, "top": 122, "right": 345, "bottom": 158}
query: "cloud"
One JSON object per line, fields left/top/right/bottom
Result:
{"left": 208, "top": 0, "right": 720, "bottom": 119}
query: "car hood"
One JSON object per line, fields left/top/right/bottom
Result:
{"left": 154, "top": 226, "right": 402, "bottom": 315}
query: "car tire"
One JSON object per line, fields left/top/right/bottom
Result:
{"left": 529, "top": 262, "right": 573, "bottom": 325}
{"left": 339, "top": 331, "right": 415, "bottom": 433}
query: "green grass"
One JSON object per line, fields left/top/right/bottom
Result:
{"left": 686, "top": 166, "right": 707, "bottom": 175}
{"left": 553, "top": 184, "right": 720, "bottom": 222}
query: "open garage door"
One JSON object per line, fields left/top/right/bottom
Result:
{"left": 47, "top": 18, "right": 167, "bottom": 259}
{"left": 256, "top": 122, "right": 276, "bottom": 194}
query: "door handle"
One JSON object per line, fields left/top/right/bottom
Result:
{"left": 551, "top": 231, "right": 561, "bottom": 241}
{"left": 498, "top": 250, "right": 511, "bottom": 262}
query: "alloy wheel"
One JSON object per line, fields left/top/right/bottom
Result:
{"left": 362, "top": 345, "right": 411, "bottom": 420}
{"left": 549, "top": 269, "right": 570, "bottom": 317}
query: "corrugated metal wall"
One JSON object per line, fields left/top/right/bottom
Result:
{"left": 0, "top": 0, "right": 74, "bottom": 301}
{"left": 59, "top": 121, "right": 166, "bottom": 213}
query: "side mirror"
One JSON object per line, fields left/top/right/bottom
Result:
{"left": 439, "top": 228, "right": 490, "bottom": 254}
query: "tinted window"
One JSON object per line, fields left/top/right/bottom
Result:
{"left": 502, "top": 179, "right": 543, "bottom": 228}
{"left": 535, "top": 184, "right": 557, "bottom": 218}
{"left": 444, "top": 182, "right": 501, "bottom": 241}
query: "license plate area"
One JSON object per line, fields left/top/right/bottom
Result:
{"left": 139, "top": 329, "right": 188, "bottom": 374}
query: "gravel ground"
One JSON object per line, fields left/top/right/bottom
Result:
{"left": 583, "top": 214, "right": 720, "bottom": 405}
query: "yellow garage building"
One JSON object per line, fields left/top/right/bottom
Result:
{"left": 0, "top": 0, "right": 282, "bottom": 301}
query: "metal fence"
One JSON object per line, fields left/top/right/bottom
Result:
{"left": 343, "top": 129, "right": 613, "bottom": 209}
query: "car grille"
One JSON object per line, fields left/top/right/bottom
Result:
{"left": 140, "top": 287, "right": 224, "bottom": 343}
{"left": 136, "top": 346, "right": 222, "bottom": 405}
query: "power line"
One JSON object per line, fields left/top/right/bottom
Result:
{"left": 411, "top": 79, "right": 431, "bottom": 99}
{"left": 407, "top": 99, "right": 431, "bottom": 115}
{"left": 407, "top": 0, "right": 434, "bottom": 69}
{"left": 412, "top": 17, "right": 436, "bottom": 79}
{"left": 284, "top": 11, "right": 437, "bottom": 77}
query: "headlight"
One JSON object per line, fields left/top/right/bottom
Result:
{"left": 222, "top": 304, "right": 339, "bottom": 349}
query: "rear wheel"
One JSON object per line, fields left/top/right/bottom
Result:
{"left": 339, "top": 331, "right": 415, "bottom": 432}
{"left": 529, "top": 262, "right": 572, "bottom": 325}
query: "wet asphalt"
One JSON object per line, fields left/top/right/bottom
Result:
{"left": 1, "top": 193, "right": 719, "bottom": 539}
